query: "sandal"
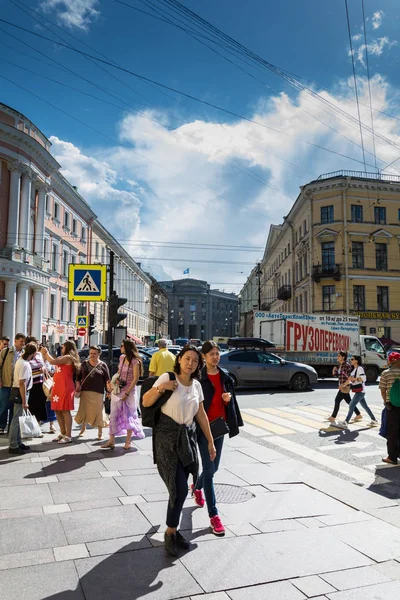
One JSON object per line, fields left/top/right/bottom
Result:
{"left": 101, "top": 442, "right": 115, "bottom": 450}
{"left": 382, "top": 457, "right": 398, "bottom": 465}
{"left": 55, "top": 434, "right": 64, "bottom": 441}
{"left": 123, "top": 444, "right": 132, "bottom": 450}
{"left": 58, "top": 436, "right": 72, "bottom": 444}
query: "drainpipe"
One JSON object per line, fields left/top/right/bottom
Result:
{"left": 343, "top": 178, "right": 351, "bottom": 315}
{"left": 301, "top": 187, "right": 313, "bottom": 313}
{"left": 283, "top": 216, "right": 295, "bottom": 312}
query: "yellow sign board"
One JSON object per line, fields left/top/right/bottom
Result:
{"left": 68, "top": 264, "right": 107, "bottom": 302}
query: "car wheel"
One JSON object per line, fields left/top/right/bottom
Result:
{"left": 291, "top": 372, "right": 309, "bottom": 392}
{"left": 364, "top": 366, "right": 379, "bottom": 383}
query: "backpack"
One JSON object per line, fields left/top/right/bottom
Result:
{"left": 139, "top": 372, "right": 176, "bottom": 428}
{"left": 389, "top": 378, "right": 400, "bottom": 407}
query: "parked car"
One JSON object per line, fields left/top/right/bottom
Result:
{"left": 219, "top": 349, "right": 318, "bottom": 391}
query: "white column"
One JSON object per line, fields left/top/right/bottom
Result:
{"left": 15, "top": 283, "right": 29, "bottom": 335}
{"left": 35, "top": 185, "right": 47, "bottom": 256}
{"left": 3, "top": 280, "right": 17, "bottom": 340}
{"left": 32, "top": 288, "right": 44, "bottom": 339}
{"left": 7, "top": 164, "right": 22, "bottom": 248}
{"left": 18, "top": 170, "right": 32, "bottom": 249}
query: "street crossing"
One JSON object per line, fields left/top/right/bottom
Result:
{"left": 240, "top": 402, "right": 388, "bottom": 486}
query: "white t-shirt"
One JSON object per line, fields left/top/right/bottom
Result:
{"left": 351, "top": 366, "right": 366, "bottom": 392}
{"left": 12, "top": 358, "right": 33, "bottom": 390}
{"left": 153, "top": 373, "right": 204, "bottom": 425}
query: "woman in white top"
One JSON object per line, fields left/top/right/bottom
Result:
{"left": 336, "top": 355, "right": 378, "bottom": 429}
{"left": 142, "top": 345, "right": 216, "bottom": 558}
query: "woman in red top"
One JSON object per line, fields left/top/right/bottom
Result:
{"left": 192, "top": 340, "right": 243, "bottom": 537}
{"left": 41, "top": 341, "right": 81, "bottom": 444}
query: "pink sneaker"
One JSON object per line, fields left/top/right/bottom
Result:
{"left": 190, "top": 484, "right": 205, "bottom": 508}
{"left": 210, "top": 515, "right": 225, "bottom": 536}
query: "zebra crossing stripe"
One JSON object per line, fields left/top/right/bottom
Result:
{"left": 241, "top": 412, "right": 295, "bottom": 435}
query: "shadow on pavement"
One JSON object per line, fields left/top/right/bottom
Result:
{"left": 368, "top": 465, "right": 400, "bottom": 500}
{"left": 317, "top": 428, "right": 361, "bottom": 444}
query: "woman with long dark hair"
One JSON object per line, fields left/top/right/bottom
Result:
{"left": 25, "top": 336, "right": 56, "bottom": 435}
{"left": 192, "top": 340, "right": 243, "bottom": 536}
{"left": 101, "top": 339, "right": 144, "bottom": 450}
{"left": 142, "top": 345, "right": 216, "bottom": 557}
{"left": 40, "top": 341, "right": 81, "bottom": 444}
{"left": 335, "top": 355, "right": 378, "bottom": 430}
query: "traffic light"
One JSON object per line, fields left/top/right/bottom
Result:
{"left": 89, "top": 313, "right": 95, "bottom": 338}
{"left": 109, "top": 292, "right": 127, "bottom": 328}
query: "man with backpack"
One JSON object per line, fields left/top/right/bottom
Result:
{"left": 0, "top": 333, "right": 26, "bottom": 434}
{"left": 380, "top": 351, "right": 400, "bottom": 465}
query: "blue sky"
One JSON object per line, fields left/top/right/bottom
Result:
{"left": 1, "top": 0, "right": 400, "bottom": 291}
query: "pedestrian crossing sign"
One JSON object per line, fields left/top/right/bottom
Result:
{"left": 76, "top": 315, "right": 88, "bottom": 328}
{"left": 68, "top": 264, "right": 107, "bottom": 301}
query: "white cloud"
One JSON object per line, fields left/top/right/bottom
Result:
{"left": 351, "top": 36, "right": 397, "bottom": 67}
{"left": 49, "top": 76, "right": 400, "bottom": 291}
{"left": 372, "top": 10, "right": 384, "bottom": 30}
{"left": 39, "top": 0, "right": 99, "bottom": 31}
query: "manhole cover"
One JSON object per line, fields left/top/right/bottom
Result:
{"left": 214, "top": 484, "right": 254, "bottom": 504}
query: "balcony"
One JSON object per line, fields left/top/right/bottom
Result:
{"left": 277, "top": 285, "right": 292, "bottom": 301}
{"left": 312, "top": 264, "right": 341, "bottom": 283}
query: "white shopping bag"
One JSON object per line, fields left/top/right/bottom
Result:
{"left": 19, "top": 410, "right": 42, "bottom": 438}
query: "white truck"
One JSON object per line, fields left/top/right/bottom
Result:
{"left": 253, "top": 311, "right": 387, "bottom": 382}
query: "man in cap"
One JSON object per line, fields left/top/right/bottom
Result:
{"left": 380, "top": 351, "right": 400, "bottom": 465}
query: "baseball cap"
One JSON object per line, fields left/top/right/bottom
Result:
{"left": 388, "top": 351, "right": 400, "bottom": 362}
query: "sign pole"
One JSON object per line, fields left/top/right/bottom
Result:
{"left": 108, "top": 250, "right": 115, "bottom": 375}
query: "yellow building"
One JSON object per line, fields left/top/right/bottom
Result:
{"left": 252, "top": 171, "right": 400, "bottom": 341}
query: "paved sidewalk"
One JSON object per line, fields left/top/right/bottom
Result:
{"left": 1, "top": 424, "right": 400, "bottom": 599}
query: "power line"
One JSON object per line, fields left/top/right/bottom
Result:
{"left": 344, "top": 0, "right": 367, "bottom": 172}
{"left": 0, "top": 17, "right": 384, "bottom": 170}
{"left": 361, "top": 0, "right": 377, "bottom": 172}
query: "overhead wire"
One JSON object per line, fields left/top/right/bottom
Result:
{"left": 361, "top": 0, "right": 377, "bottom": 173}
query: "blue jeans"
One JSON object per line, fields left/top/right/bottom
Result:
{"left": 196, "top": 432, "right": 224, "bottom": 518}
{"left": 0, "top": 387, "right": 12, "bottom": 430}
{"left": 345, "top": 392, "right": 376, "bottom": 423}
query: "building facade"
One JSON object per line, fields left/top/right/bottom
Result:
{"left": 159, "top": 278, "right": 238, "bottom": 341}
{"left": 0, "top": 103, "right": 95, "bottom": 343}
{"left": 241, "top": 171, "right": 400, "bottom": 341}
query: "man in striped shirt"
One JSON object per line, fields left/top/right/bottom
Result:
{"left": 380, "top": 352, "right": 400, "bottom": 465}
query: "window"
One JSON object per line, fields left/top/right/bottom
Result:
{"left": 352, "top": 242, "right": 364, "bottom": 269}
{"left": 295, "top": 231, "right": 298, "bottom": 245}
{"left": 257, "top": 352, "right": 281, "bottom": 365}
{"left": 379, "top": 326, "right": 391, "bottom": 338}
{"left": 304, "top": 292, "right": 308, "bottom": 313}
{"left": 323, "top": 285, "right": 335, "bottom": 311}
{"left": 72, "top": 218, "right": 77, "bottom": 234}
{"left": 50, "top": 294, "right": 56, "bottom": 319}
{"left": 374, "top": 206, "right": 386, "bottom": 224}
{"left": 321, "top": 241, "right": 335, "bottom": 271}
{"left": 54, "top": 202, "right": 59, "bottom": 221}
{"left": 377, "top": 286, "right": 389, "bottom": 311}
{"left": 398, "top": 209, "right": 400, "bottom": 221}
{"left": 351, "top": 205, "right": 363, "bottom": 223}
{"left": 61, "top": 297, "right": 66, "bottom": 321}
{"left": 304, "top": 253, "right": 308, "bottom": 275}
{"left": 288, "top": 242, "right": 291, "bottom": 254}
{"left": 70, "top": 254, "right": 76, "bottom": 264}
{"left": 321, "top": 205, "right": 334, "bottom": 224}
{"left": 52, "top": 243, "right": 58, "bottom": 271}
{"left": 45, "top": 195, "right": 50, "bottom": 214}
{"left": 284, "top": 248, "right": 287, "bottom": 259}
{"left": 299, "top": 259, "right": 303, "bottom": 280}
{"left": 295, "top": 262, "right": 299, "bottom": 283}
{"left": 62, "top": 250, "right": 68, "bottom": 276}
{"left": 353, "top": 285, "right": 365, "bottom": 311}
{"left": 81, "top": 227, "right": 87, "bottom": 243}
{"left": 64, "top": 211, "right": 69, "bottom": 229}
{"left": 303, "top": 219, "right": 307, "bottom": 235}
{"left": 95, "top": 241, "right": 99, "bottom": 260}
{"left": 68, "top": 301, "right": 73, "bottom": 322}
{"left": 376, "top": 243, "right": 388, "bottom": 271}
{"left": 295, "top": 296, "right": 299, "bottom": 312}
{"left": 228, "top": 351, "right": 258, "bottom": 363}
{"left": 178, "top": 298, "right": 184, "bottom": 308}
{"left": 43, "top": 238, "right": 48, "bottom": 261}
{"left": 299, "top": 294, "right": 303, "bottom": 313}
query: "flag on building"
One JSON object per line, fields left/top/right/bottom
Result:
{"left": 183, "top": 268, "right": 190, "bottom": 275}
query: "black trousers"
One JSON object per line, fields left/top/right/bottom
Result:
{"left": 386, "top": 405, "right": 400, "bottom": 462}
{"left": 331, "top": 391, "right": 360, "bottom": 418}
{"left": 166, "top": 460, "right": 189, "bottom": 528}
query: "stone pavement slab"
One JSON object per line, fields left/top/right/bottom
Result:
{"left": 0, "top": 483, "right": 53, "bottom": 509}
{"left": 328, "top": 520, "right": 400, "bottom": 562}
{"left": 49, "top": 477, "right": 124, "bottom": 504}
{"left": 76, "top": 547, "right": 203, "bottom": 600}
{"left": 99, "top": 452, "right": 155, "bottom": 470}
{"left": 0, "top": 514, "right": 67, "bottom": 555}
{"left": 0, "top": 560, "right": 85, "bottom": 600}
{"left": 117, "top": 473, "right": 167, "bottom": 495}
{"left": 87, "top": 534, "right": 152, "bottom": 556}
{"left": 67, "top": 497, "right": 121, "bottom": 511}
{"left": 0, "top": 548, "right": 54, "bottom": 571}
{"left": 321, "top": 565, "right": 390, "bottom": 590}
{"left": 226, "top": 580, "right": 307, "bottom": 599}
{"left": 291, "top": 575, "right": 337, "bottom": 597}
{"left": 326, "top": 580, "right": 400, "bottom": 599}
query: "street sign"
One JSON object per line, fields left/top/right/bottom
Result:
{"left": 76, "top": 315, "right": 88, "bottom": 328}
{"left": 78, "top": 327, "right": 86, "bottom": 336}
{"left": 68, "top": 264, "right": 107, "bottom": 301}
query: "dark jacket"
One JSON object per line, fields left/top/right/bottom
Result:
{"left": 153, "top": 413, "right": 198, "bottom": 507}
{"left": 199, "top": 366, "right": 243, "bottom": 438}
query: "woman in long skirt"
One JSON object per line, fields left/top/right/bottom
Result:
{"left": 101, "top": 340, "right": 144, "bottom": 450}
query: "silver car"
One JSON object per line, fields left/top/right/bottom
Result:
{"left": 219, "top": 349, "right": 318, "bottom": 391}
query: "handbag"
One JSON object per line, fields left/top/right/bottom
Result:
{"left": 19, "top": 409, "right": 42, "bottom": 438}
{"left": 75, "top": 362, "right": 102, "bottom": 398}
{"left": 350, "top": 367, "right": 363, "bottom": 393}
{"left": 210, "top": 416, "right": 230, "bottom": 440}
{"left": 42, "top": 376, "right": 54, "bottom": 398}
